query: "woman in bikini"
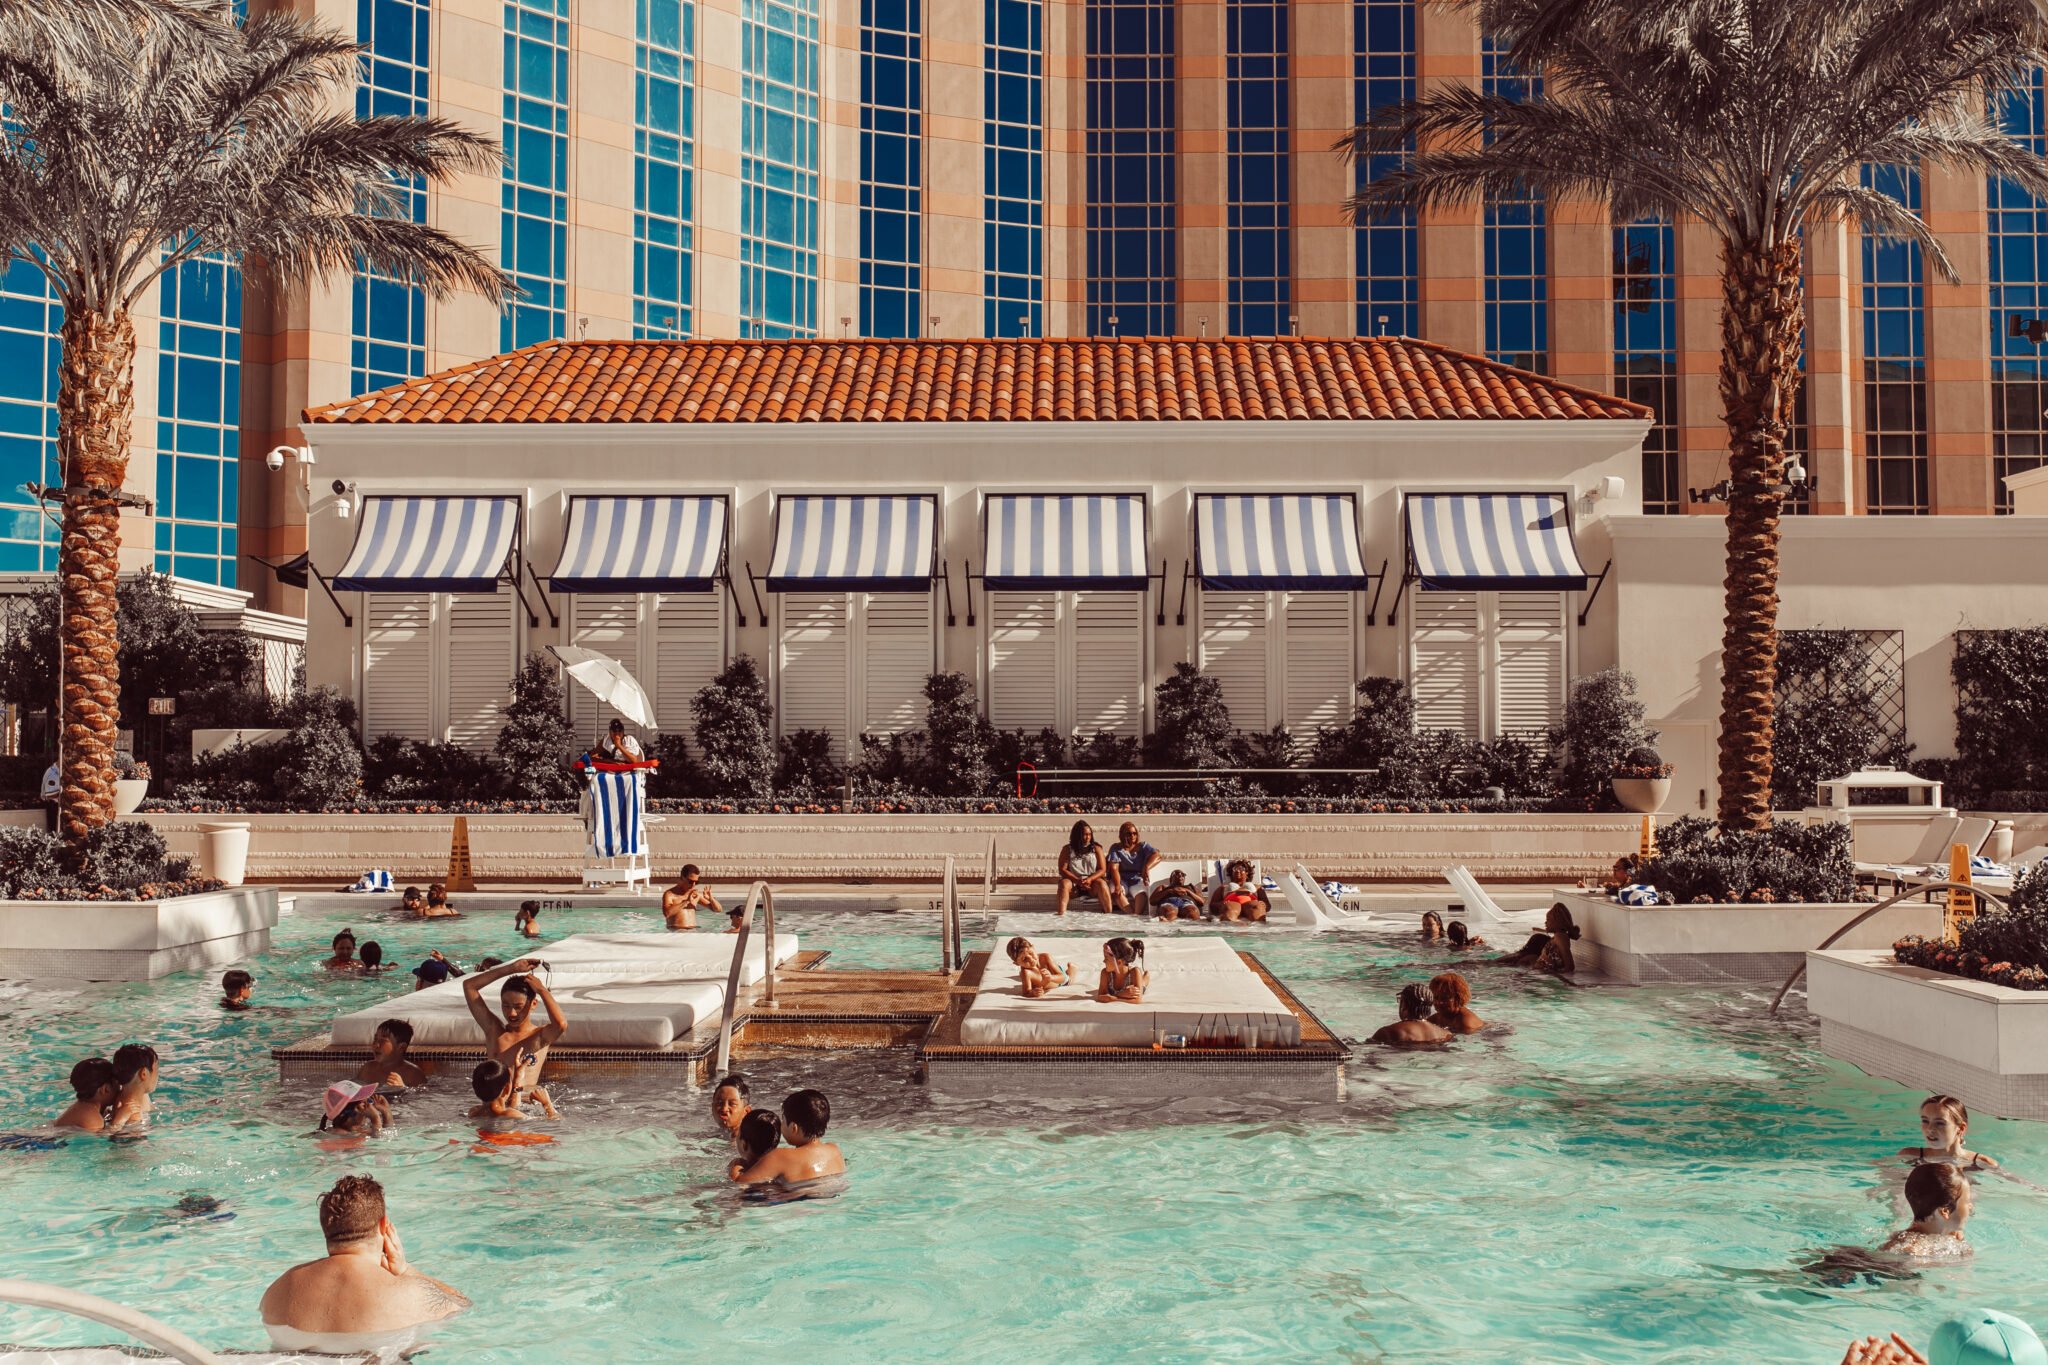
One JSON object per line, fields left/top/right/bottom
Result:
{"left": 1900, "top": 1094, "right": 2000, "bottom": 1172}
{"left": 1501, "top": 903, "right": 1579, "bottom": 975}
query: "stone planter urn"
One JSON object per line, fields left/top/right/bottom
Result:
{"left": 1611, "top": 775, "right": 1671, "bottom": 814}
{"left": 112, "top": 778, "right": 149, "bottom": 818}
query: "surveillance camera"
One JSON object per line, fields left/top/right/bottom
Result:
{"left": 1785, "top": 455, "right": 1809, "bottom": 487}
{"left": 336, "top": 496, "right": 353, "bottom": 521}
{"left": 266, "top": 447, "right": 287, "bottom": 471}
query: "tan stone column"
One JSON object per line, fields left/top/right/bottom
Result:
{"left": 1415, "top": 5, "right": 1479, "bottom": 354}
{"left": 1804, "top": 221, "right": 1857, "bottom": 515}
{"left": 569, "top": 3, "right": 639, "bottom": 340}
{"left": 1674, "top": 218, "right": 1725, "bottom": 513}
{"left": 819, "top": 0, "right": 863, "bottom": 338}
{"left": 1290, "top": 0, "right": 1353, "bottom": 338}
{"left": 1548, "top": 198, "right": 1611, "bottom": 392}
{"left": 1924, "top": 162, "right": 1994, "bottom": 513}
{"left": 925, "top": 0, "right": 986, "bottom": 336}
{"left": 1043, "top": 0, "right": 1087, "bottom": 336}
{"left": 1177, "top": 0, "right": 1226, "bottom": 337}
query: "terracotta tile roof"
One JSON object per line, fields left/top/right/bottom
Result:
{"left": 302, "top": 336, "right": 1651, "bottom": 425}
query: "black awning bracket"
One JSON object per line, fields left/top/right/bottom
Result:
{"left": 522, "top": 554, "right": 559, "bottom": 628}
{"left": 720, "top": 553, "right": 746, "bottom": 622}
{"left": 1576, "top": 557, "right": 1614, "bottom": 627}
{"left": 1149, "top": 558, "right": 1167, "bottom": 626}
{"left": 1386, "top": 571, "right": 1416, "bottom": 629}
{"left": 744, "top": 560, "right": 769, "bottom": 626}
{"left": 938, "top": 560, "right": 956, "bottom": 628}
{"left": 252, "top": 553, "right": 353, "bottom": 628}
{"left": 963, "top": 558, "right": 976, "bottom": 627}
{"left": 1175, "top": 558, "right": 1192, "bottom": 626}
{"left": 1365, "top": 557, "right": 1391, "bottom": 626}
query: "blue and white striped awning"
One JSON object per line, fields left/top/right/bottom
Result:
{"left": 332, "top": 495, "right": 520, "bottom": 593}
{"left": 548, "top": 495, "right": 727, "bottom": 593}
{"left": 1194, "top": 493, "right": 1370, "bottom": 591}
{"left": 766, "top": 494, "right": 937, "bottom": 592}
{"left": 983, "top": 494, "right": 1148, "bottom": 590}
{"left": 1405, "top": 491, "right": 1589, "bottom": 590}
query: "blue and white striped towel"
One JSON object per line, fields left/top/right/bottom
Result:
{"left": 1616, "top": 883, "right": 1659, "bottom": 906}
{"left": 588, "top": 768, "right": 646, "bottom": 859}
{"left": 1971, "top": 855, "right": 2011, "bottom": 878}
{"left": 1320, "top": 881, "right": 1361, "bottom": 898}
{"left": 344, "top": 869, "right": 393, "bottom": 894}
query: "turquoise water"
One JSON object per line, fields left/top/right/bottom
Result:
{"left": 3, "top": 900, "right": 2047, "bottom": 1362}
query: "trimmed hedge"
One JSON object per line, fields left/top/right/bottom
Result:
{"left": 142, "top": 793, "right": 1563, "bottom": 817}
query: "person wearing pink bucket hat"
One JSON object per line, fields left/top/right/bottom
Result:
{"left": 319, "top": 1080, "right": 390, "bottom": 1136}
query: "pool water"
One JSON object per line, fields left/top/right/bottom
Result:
{"left": 3, "top": 899, "right": 2046, "bottom": 1362}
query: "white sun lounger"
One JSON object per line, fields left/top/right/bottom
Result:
{"left": 1857, "top": 816, "right": 1993, "bottom": 890}
{"left": 1441, "top": 865, "right": 1549, "bottom": 929}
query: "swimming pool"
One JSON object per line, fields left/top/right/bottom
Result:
{"left": 2, "top": 897, "right": 2044, "bottom": 1362}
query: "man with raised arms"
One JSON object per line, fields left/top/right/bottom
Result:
{"left": 462, "top": 956, "right": 567, "bottom": 1108}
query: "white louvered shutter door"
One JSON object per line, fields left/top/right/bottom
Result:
{"left": 653, "top": 593, "right": 724, "bottom": 751}
{"left": 568, "top": 594, "right": 639, "bottom": 738}
{"left": 987, "top": 592, "right": 1058, "bottom": 730}
{"left": 1494, "top": 590, "right": 1567, "bottom": 743}
{"left": 1071, "top": 591, "right": 1143, "bottom": 737}
{"left": 860, "top": 592, "right": 934, "bottom": 738}
{"left": 779, "top": 592, "right": 851, "bottom": 758}
{"left": 444, "top": 592, "right": 515, "bottom": 750}
{"left": 1281, "top": 592, "right": 1355, "bottom": 749}
{"left": 1198, "top": 590, "right": 1269, "bottom": 731}
{"left": 1410, "top": 591, "right": 1482, "bottom": 740}
{"left": 362, "top": 593, "right": 433, "bottom": 741}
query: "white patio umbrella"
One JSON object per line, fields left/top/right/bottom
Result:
{"left": 547, "top": 645, "right": 658, "bottom": 729}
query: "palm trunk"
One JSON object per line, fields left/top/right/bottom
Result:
{"left": 54, "top": 306, "right": 136, "bottom": 848}
{"left": 1714, "top": 237, "right": 1804, "bottom": 831}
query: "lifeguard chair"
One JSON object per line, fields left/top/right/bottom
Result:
{"left": 577, "top": 758, "right": 659, "bottom": 893}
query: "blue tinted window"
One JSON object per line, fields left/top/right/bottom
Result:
{"left": 1613, "top": 220, "right": 1683, "bottom": 513}
{"left": 1993, "top": 70, "right": 2048, "bottom": 511}
{"left": 502, "top": 0, "right": 571, "bottom": 350}
{"left": 636, "top": 0, "right": 697, "bottom": 338}
{"left": 0, "top": 260, "right": 59, "bottom": 571}
{"left": 155, "top": 255, "right": 241, "bottom": 587}
{"left": 859, "top": 0, "right": 920, "bottom": 337}
{"left": 353, "top": 0, "right": 430, "bottom": 393}
{"left": 1481, "top": 37, "right": 1546, "bottom": 371}
{"left": 1353, "top": 0, "right": 1417, "bottom": 338}
{"left": 1226, "top": 0, "right": 1289, "bottom": 335}
{"left": 1862, "top": 161, "right": 1927, "bottom": 513}
{"left": 1085, "top": 0, "right": 1174, "bottom": 335}
{"left": 983, "top": 0, "right": 1042, "bottom": 336}
{"left": 742, "top": 0, "right": 820, "bottom": 337}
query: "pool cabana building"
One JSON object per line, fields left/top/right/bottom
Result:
{"left": 297, "top": 337, "right": 1650, "bottom": 760}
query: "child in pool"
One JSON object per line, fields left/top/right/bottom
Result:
{"left": 1445, "top": 920, "right": 1486, "bottom": 951}
{"left": 711, "top": 1073, "right": 752, "bottom": 1143}
{"left": 1005, "top": 936, "right": 1075, "bottom": 998}
{"left": 220, "top": 968, "right": 254, "bottom": 1011}
{"left": 354, "top": 1020, "right": 428, "bottom": 1090}
{"left": 1152, "top": 870, "right": 1203, "bottom": 921}
{"left": 514, "top": 902, "right": 543, "bottom": 938}
{"left": 359, "top": 941, "right": 388, "bottom": 973}
{"left": 1899, "top": 1094, "right": 2000, "bottom": 1172}
{"left": 323, "top": 930, "right": 359, "bottom": 971}
{"left": 1211, "top": 860, "right": 1268, "bottom": 923}
{"left": 54, "top": 1057, "right": 118, "bottom": 1132}
{"left": 1095, "top": 937, "right": 1148, "bottom": 1003}
{"left": 728, "top": 1109, "right": 783, "bottom": 1181}
{"left": 1882, "top": 1163, "right": 1972, "bottom": 1262}
{"left": 735, "top": 1090, "right": 844, "bottom": 1185}
{"left": 468, "top": 1059, "right": 556, "bottom": 1120}
{"left": 318, "top": 1081, "right": 391, "bottom": 1136}
{"left": 107, "top": 1043, "right": 159, "bottom": 1132}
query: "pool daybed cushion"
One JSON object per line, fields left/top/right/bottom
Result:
{"left": 961, "top": 936, "right": 1301, "bottom": 1047}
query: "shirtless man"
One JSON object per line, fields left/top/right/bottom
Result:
{"left": 735, "top": 1089, "right": 845, "bottom": 1185}
{"left": 260, "top": 1176, "right": 467, "bottom": 1353}
{"left": 462, "top": 957, "right": 567, "bottom": 1106}
{"left": 662, "top": 864, "right": 719, "bottom": 931}
{"left": 353, "top": 1020, "right": 428, "bottom": 1090}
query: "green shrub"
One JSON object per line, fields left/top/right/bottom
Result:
{"left": 1554, "top": 669, "right": 1657, "bottom": 811}
{"left": 647, "top": 733, "right": 709, "bottom": 798}
{"left": 1951, "top": 629, "right": 2048, "bottom": 807}
{"left": 853, "top": 730, "right": 927, "bottom": 793}
{"left": 1385, "top": 729, "right": 1474, "bottom": 798}
{"left": 1230, "top": 724, "right": 1294, "bottom": 769}
{"left": 362, "top": 735, "right": 502, "bottom": 801}
{"left": 0, "top": 826, "right": 69, "bottom": 896}
{"left": 1771, "top": 629, "right": 1913, "bottom": 809}
{"left": 919, "top": 671, "right": 997, "bottom": 795}
{"left": 1895, "top": 867, "right": 2048, "bottom": 989}
{"left": 1630, "top": 819, "right": 1855, "bottom": 904}
{"left": 1468, "top": 735, "right": 1557, "bottom": 796}
{"left": 990, "top": 727, "right": 1069, "bottom": 778}
{"left": 271, "top": 686, "right": 364, "bottom": 808}
{"left": 775, "top": 728, "right": 844, "bottom": 795}
{"left": 1311, "top": 676, "right": 1416, "bottom": 774}
{"left": 492, "top": 653, "right": 580, "bottom": 800}
{"left": 80, "top": 821, "right": 190, "bottom": 888}
{"left": 1072, "top": 730, "right": 1140, "bottom": 770}
{"left": 1145, "top": 663, "right": 1234, "bottom": 767}
{"left": 691, "top": 657, "right": 776, "bottom": 800}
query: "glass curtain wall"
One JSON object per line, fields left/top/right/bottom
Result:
{"left": 502, "top": 0, "right": 571, "bottom": 350}
{"left": 0, "top": 262, "right": 61, "bottom": 571}
{"left": 1226, "top": 0, "right": 1288, "bottom": 335}
{"left": 155, "top": 256, "right": 242, "bottom": 585}
{"left": 1992, "top": 69, "right": 2048, "bottom": 512}
{"left": 1860, "top": 161, "right": 1928, "bottom": 514}
{"left": 353, "top": 0, "right": 430, "bottom": 392}
{"left": 1353, "top": 0, "right": 1417, "bottom": 338}
{"left": 983, "top": 0, "right": 1043, "bottom": 336}
{"left": 741, "top": 0, "right": 821, "bottom": 337}
{"left": 860, "top": 0, "right": 921, "bottom": 338}
{"left": 1481, "top": 37, "right": 1545, "bottom": 371}
{"left": 1085, "top": 0, "right": 1175, "bottom": 336}
{"left": 1613, "top": 219, "right": 1678, "bottom": 513}
{"left": 635, "top": 0, "right": 696, "bottom": 339}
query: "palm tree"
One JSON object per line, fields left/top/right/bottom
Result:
{"left": 1340, "top": 0, "right": 2048, "bottom": 830}
{"left": 0, "top": 1, "right": 507, "bottom": 847}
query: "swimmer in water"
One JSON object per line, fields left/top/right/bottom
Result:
{"left": 106, "top": 1043, "right": 159, "bottom": 1133}
{"left": 221, "top": 969, "right": 254, "bottom": 1011}
{"left": 319, "top": 1082, "right": 390, "bottom": 1136}
{"left": 1420, "top": 910, "right": 1444, "bottom": 941}
{"left": 711, "top": 1074, "right": 752, "bottom": 1143}
{"left": 1900, "top": 1094, "right": 2000, "bottom": 1172}
{"left": 1500, "top": 904, "right": 1578, "bottom": 974}
{"left": 54, "top": 1057, "right": 119, "bottom": 1132}
{"left": 359, "top": 941, "right": 388, "bottom": 973}
{"left": 1094, "top": 937, "right": 1148, "bottom": 1003}
{"left": 735, "top": 1089, "right": 844, "bottom": 1186}
{"left": 421, "top": 883, "right": 459, "bottom": 918}
{"left": 1005, "top": 936, "right": 1075, "bottom": 998}
{"left": 1427, "top": 971, "right": 1485, "bottom": 1034}
{"left": 324, "top": 930, "right": 359, "bottom": 971}
{"left": 1882, "top": 1163, "right": 1972, "bottom": 1262}
{"left": 1445, "top": 920, "right": 1486, "bottom": 951}
{"left": 1369, "top": 985, "right": 1452, "bottom": 1047}
{"left": 398, "top": 885, "right": 427, "bottom": 917}
{"left": 463, "top": 957, "right": 567, "bottom": 1109}
{"left": 354, "top": 1020, "right": 428, "bottom": 1090}
{"left": 663, "top": 865, "right": 721, "bottom": 932}
{"left": 514, "top": 901, "right": 543, "bottom": 939}
{"left": 467, "top": 1059, "right": 554, "bottom": 1119}
{"left": 728, "top": 1109, "right": 783, "bottom": 1181}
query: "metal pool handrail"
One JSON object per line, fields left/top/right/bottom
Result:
{"left": 712, "top": 881, "right": 777, "bottom": 1075}
{"left": 0, "top": 1278, "right": 225, "bottom": 1364}
{"left": 982, "top": 834, "right": 997, "bottom": 935}
{"left": 1767, "top": 880, "right": 2009, "bottom": 1016}
{"left": 941, "top": 855, "right": 958, "bottom": 973}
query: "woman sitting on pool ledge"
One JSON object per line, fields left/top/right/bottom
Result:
{"left": 1005, "top": 936, "right": 1075, "bottom": 997}
{"left": 1211, "top": 859, "right": 1269, "bottom": 922}
{"left": 1369, "top": 985, "right": 1452, "bottom": 1047}
{"left": 1055, "top": 820, "right": 1114, "bottom": 916}
{"left": 1095, "top": 938, "right": 1148, "bottom": 1003}
{"left": 1500, "top": 904, "right": 1579, "bottom": 974}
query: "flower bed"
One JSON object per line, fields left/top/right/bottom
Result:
{"left": 140, "top": 793, "right": 1560, "bottom": 817}
{"left": 6, "top": 876, "right": 226, "bottom": 903}
{"left": 1890, "top": 935, "right": 2048, "bottom": 991}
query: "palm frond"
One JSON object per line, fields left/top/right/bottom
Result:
{"left": 1807, "top": 181, "right": 1960, "bottom": 283}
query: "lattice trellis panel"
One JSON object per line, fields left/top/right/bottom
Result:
{"left": 1777, "top": 628, "right": 1906, "bottom": 745}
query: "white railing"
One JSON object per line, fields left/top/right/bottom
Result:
{"left": 0, "top": 1279, "right": 224, "bottom": 1364}
{"left": 712, "top": 881, "right": 778, "bottom": 1075}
